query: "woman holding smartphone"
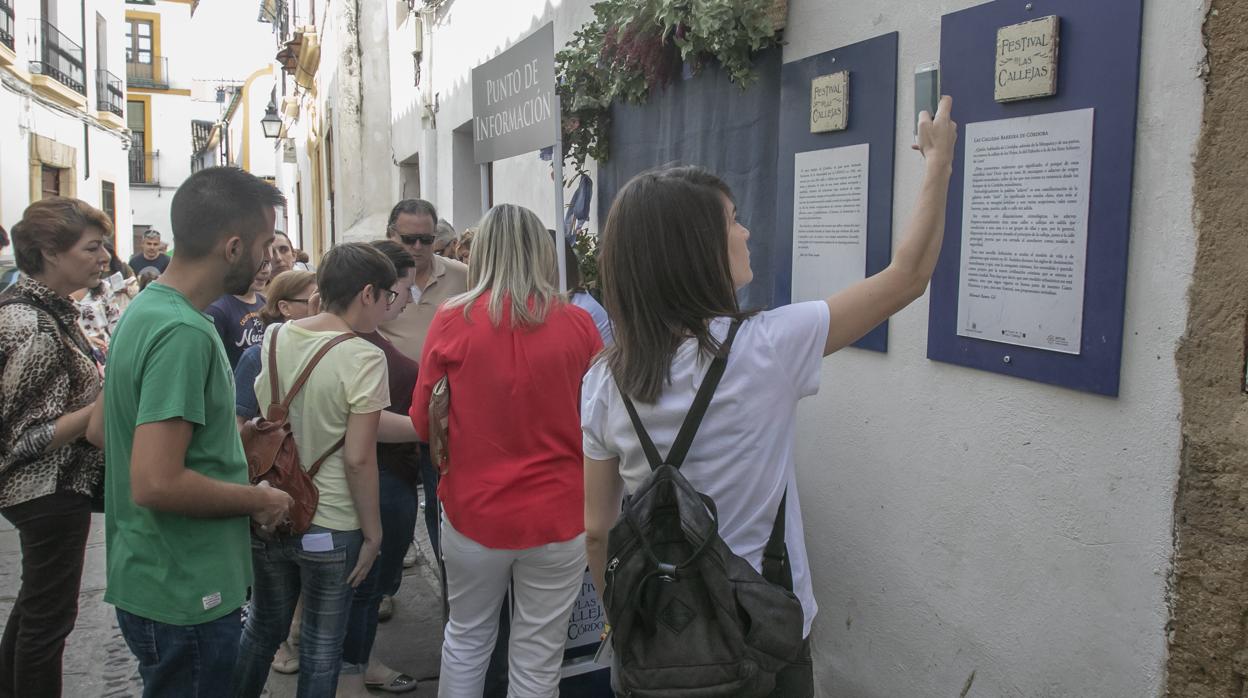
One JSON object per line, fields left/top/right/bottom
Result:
{"left": 582, "top": 97, "right": 958, "bottom": 696}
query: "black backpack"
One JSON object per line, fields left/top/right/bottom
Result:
{"left": 605, "top": 319, "right": 805, "bottom": 697}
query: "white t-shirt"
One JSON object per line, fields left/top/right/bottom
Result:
{"left": 581, "top": 300, "right": 829, "bottom": 637}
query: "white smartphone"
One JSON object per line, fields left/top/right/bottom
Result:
{"left": 915, "top": 62, "right": 940, "bottom": 134}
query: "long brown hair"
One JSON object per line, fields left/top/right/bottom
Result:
{"left": 599, "top": 166, "right": 751, "bottom": 403}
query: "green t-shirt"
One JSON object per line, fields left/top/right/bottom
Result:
{"left": 103, "top": 282, "right": 253, "bottom": 625}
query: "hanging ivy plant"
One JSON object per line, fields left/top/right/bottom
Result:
{"left": 555, "top": 0, "right": 786, "bottom": 175}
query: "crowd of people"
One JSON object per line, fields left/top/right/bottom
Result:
{"left": 0, "top": 98, "right": 957, "bottom": 697}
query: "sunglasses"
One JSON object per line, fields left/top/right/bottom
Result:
{"left": 398, "top": 234, "right": 436, "bottom": 246}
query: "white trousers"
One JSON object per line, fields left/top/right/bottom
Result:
{"left": 438, "top": 517, "right": 587, "bottom": 698}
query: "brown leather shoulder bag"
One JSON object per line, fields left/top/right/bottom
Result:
{"left": 241, "top": 327, "right": 356, "bottom": 535}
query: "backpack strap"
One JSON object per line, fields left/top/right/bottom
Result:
{"left": 620, "top": 319, "right": 742, "bottom": 471}
{"left": 269, "top": 327, "right": 358, "bottom": 410}
{"left": 266, "top": 326, "right": 282, "bottom": 416}
{"left": 266, "top": 327, "right": 356, "bottom": 477}
{"left": 761, "top": 490, "right": 793, "bottom": 591}
{"left": 306, "top": 436, "right": 346, "bottom": 479}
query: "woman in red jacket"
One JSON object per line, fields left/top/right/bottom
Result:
{"left": 410, "top": 203, "right": 602, "bottom": 696}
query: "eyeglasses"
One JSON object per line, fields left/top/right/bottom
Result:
{"left": 382, "top": 289, "right": 399, "bottom": 306}
{"left": 286, "top": 298, "right": 312, "bottom": 304}
{"left": 398, "top": 234, "right": 437, "bottom": 246}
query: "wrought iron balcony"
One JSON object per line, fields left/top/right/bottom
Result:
{"left": 127, "top": 56, "right": 169, "bottom": 90}
{"left": 96, "top": 69, "right": 123, "bottom": 116}
{"left": 0, "top": 0, "right": 14, "bottom": 52}
{"left": 29, "top": 19, "right": 86, "bottom": 95}
{"left": 129, "top": 150, "right": 159, "bottom": 185}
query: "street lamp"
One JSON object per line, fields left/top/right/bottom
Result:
{"left": 260, "top": 103, "right": 282, "bottom": 139}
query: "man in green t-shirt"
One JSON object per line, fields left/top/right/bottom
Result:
{"left": 95, "top": 166, "right": 293, "bottom": 696}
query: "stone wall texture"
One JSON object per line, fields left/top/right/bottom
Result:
{"left": 1169, "top": 1, "right": 1248, "bottom": 696}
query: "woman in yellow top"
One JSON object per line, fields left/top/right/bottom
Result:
{"left": 232, "top": 243, "right": 396, "bottom": 698}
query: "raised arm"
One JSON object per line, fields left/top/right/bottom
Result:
{"left": 823, "top": 95, "right": 958, "bottom": 355}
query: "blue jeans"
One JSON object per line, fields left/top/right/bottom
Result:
{"left": 116, "top": 607, "right": 242, "bottom": 698}
{"left": 231, "top": 525, "right": 362, "bottom": 698}
{"left": 417, "top": 443, "right": 440, "bottom": 558}
{"left": 341, "top": 467, "right": 418, "bottom": 671}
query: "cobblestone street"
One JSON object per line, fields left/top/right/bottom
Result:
{"left": 0, "top": 514, "right": 445, "bottom": 697}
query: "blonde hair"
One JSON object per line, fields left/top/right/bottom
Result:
{"left": 445, "top": 204, "right": 559, "bottom": 328}
{"left": 260, "top": 269, "right": 316, "bottom": 324}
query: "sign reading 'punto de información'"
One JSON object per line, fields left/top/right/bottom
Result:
{"left": 471, "top": 22, "right": 557, "bottom": 164}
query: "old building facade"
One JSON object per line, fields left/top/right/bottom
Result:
{"left": 0, "top": 0, "right": 132, "bottom": 253}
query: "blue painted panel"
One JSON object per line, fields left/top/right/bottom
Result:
{"left": 598, "top": 49, "right": 783, "bottom": 311}
{"left": 927, "top": 0, "right": 1144, "bottom": 396}
{"left": 774, "top": 32, "right": 899, "bottom": 352}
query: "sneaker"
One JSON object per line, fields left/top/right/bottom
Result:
{"left": 402, "top": 541, "right": 417, "bottom": 568}
{"left": 378, "top": 595, "right": 395, "bottom": 622}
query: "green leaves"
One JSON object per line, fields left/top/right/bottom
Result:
{"left": 554, "top": 0, "right": 784, "bottom": 174}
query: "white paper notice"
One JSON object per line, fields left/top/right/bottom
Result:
{"left": 791, "top": 144, "right": 870, "bottom": 303}
{"left": 956, "top": 108, "right": 1094, "bottom": 354}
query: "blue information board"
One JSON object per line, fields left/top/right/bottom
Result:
{"left": 927, "top": 0, "right": 1144, "bottom": 396}
{"left": 774, "top": 32, "right": 898, "bottom": 352}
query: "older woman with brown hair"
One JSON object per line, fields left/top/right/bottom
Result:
{"left": 0, "top": 197, "right": 111, "bottom": 697}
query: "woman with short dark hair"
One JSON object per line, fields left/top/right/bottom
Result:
{"left": 0, "top": 197, "right": 111, "bottom": 697}
{"left": 233, "top": 243, "right": 395, "bottom": 698}
{"left": 582, "top": 98, "right": 958, "bottom": 696}
{"left": 337, "top": 239, "right": 422, "bottom": 696}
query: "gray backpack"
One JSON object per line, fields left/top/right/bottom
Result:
{"left": 606, "top": 320, "right": 805, "bottom": 697}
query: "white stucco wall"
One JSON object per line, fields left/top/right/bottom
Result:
{"left": 387, "top": 0, "right": 423, "bottom": 187}
{"left": 0, "top": 85, "right": 32, "bottom": 229}
{"left": 783, "top": 1, "right": 1202, "bottom": 696}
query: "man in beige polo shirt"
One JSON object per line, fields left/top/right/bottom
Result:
{"left": 378, "top": 199, "right": 466, "bottom": 571}
{"left": 379, "top": 199, "right": 468, "bottom": 364}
